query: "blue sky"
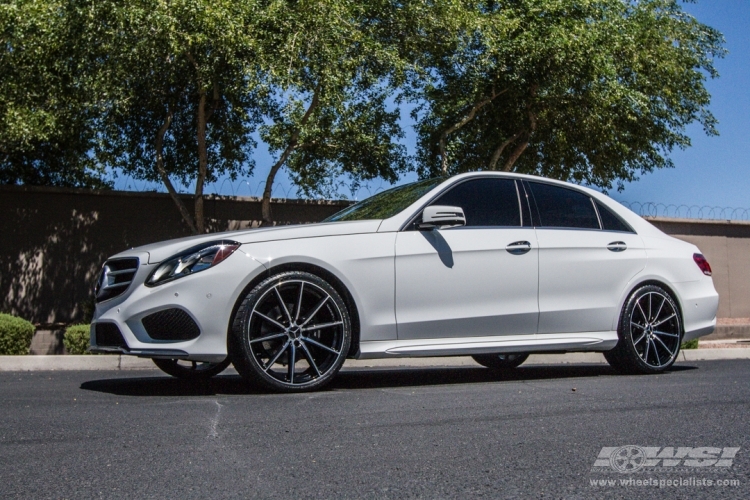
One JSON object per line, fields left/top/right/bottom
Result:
{"left": 120, "top": 1, "right": 749, "bottom": 210}
{"left": 609, "top": 0, "right": 750, "bottom": 210}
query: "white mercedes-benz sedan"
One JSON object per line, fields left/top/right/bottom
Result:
{"left": 90, "top": 172, "right": 718, "bottom": 391}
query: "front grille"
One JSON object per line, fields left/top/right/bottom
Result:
{"left": 95, "top": 258, "right": 139, "bottom": 303}
{"left": 142, "top": 308, "right": 200, "bottom": 341}
{"left": 95, "top": 322, "right": 128, "bottom": 348}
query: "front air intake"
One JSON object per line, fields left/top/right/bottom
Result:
{"left": 95, "top": 322, "right": 128, "bottom": 348}
{"left": 142, "top": 308, "right": 200, "bottom": 341}
{"left": 95, "top": 258, "right": 139, "bottom": 303}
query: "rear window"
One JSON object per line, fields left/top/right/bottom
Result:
{"left": 596, "top": 201, "right": 635, "bottom": 233}
{"left": 527, "top": 182, "right": 600, "bottom": 229}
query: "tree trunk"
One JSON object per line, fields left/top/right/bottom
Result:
{"left": 502, "top": 109, "right": 537, "bottom": 172}
{"left": 155, "top": 105, "right": 198, "bottom": 234}
{"left": 261, "top": 145, "right": 297, "bottom": 225}
{"left": 438, "top": 89, "right": 506, "bottom": 175}
{"left": 502, "top": 131, "right": 530, "bottom": 172}
{"left": 260, "top": 87, "right": 320, "bottom": 226}
{"left": 488, "top": 131, "right": 522, "bottom": 171}
{"left": 194, "top": 91, "right": 208, "bottom": 233}
{"left": 502, "top": 87, "right": 539, "bottom": 172}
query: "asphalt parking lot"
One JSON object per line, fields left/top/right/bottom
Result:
{"left": 0, "top": 360, "right": 748, "bottom": 499}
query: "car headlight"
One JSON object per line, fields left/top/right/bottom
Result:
{"left": 146, "top": 240, "right": 241, "bottom": 286}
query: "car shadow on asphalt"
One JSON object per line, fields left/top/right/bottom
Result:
{"left": 79, "top": 364, "right": 697, "bottom": 397}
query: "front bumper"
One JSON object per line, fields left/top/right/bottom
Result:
{"left": 89, "top": 345, "right": 190, "bottom": 359}
{"left": 90, "top": 248, "right": 266, "bottom": 362}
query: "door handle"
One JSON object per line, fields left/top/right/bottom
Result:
{"left": 607, "top": 241, "right": 627, "bottom": 252}
{"left": 506, "top": 241, "right": 532, "bottom": 255}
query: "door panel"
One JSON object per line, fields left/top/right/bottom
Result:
{"left": 395, "top": 228, "right": 539, "bottom": 339}
{"left": 536, "top": 229, "right": 646, "bottom": 333}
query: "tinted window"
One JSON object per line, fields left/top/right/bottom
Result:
{"left": 596, "top": 201, "right": 634, "bottom": 233}
{"left": 431, "top": 178, "right": 520, "bottom": 227}
{"left": 527, "top": 182, "right": 600, "bottom": 229}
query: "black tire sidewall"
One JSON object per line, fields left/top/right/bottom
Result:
{"left": 611, "top": 285, "right": 682, "bottom": 374}
{"left": 230, "top": 271, "right": 351, "bottom": 392}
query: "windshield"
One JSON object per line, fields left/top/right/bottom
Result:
{"left": 324, "top": 178, "right": 445, "bottom": 222}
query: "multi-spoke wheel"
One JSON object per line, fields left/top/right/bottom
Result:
{"left": 152, "top": 357, "right": 231, "bottom": 381}
{"left": 230, "top": 271, "right": 351, "bottom": 392}
{"left": 604, "top": 285, "right": 682, "bottom": 374}
{"left": 472, "top": 353, "right": 529, "bottom": 370}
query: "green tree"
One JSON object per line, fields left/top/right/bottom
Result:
{"left": 255, "top": 0, "right": 413, "bottom": 225}
{"left": 87, "top": 0, "right": 266, "bottom": 233}
{"left": 0, "top": 1, "right": 108, "bottom": 188}
{"left": 414, "top": 0, "right": 726, "bottom": 190}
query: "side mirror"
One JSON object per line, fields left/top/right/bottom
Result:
{"left": 418, "top": 205, "right": 466, "bottom": 230}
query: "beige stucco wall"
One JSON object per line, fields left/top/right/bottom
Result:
{"left": 647, "top": 218, "right": 750, "bottom": 320}
{"left": 661, "top": 235, "right": 750, "bottom": 319}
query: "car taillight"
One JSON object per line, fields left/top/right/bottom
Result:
{"left": 693, "top": 253, "right": 712, "bottom": 276}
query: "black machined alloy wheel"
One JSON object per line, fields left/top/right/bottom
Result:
{"left": 152, "top": 357, "right": 231, "bottom": 380}
{"left": 230, "top": 271, "right": 351, "bottom": 392}
{"left": 604, "top": 285, "right": 682, "bottom": 374}
{"left": 472, "top": 353, "right": 529, "bottom": 370}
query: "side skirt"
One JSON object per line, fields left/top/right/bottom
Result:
{"left": 357, "top": 332, "right": 618, "bottom": 359}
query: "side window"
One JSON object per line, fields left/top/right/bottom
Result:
{"left": 596, "top": 201, "right": 635, "bottom": 233}
{"left": 527, "top": 182, "right": 600, "bottom": 229}
{"left": 431, "top": 178, "right": 521, "bottom": 227}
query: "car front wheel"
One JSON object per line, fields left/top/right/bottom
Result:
{"left": 230, "top": 271, "right": 351, "bottom": 392}
{"left": 604, "top": 284, "right": 682, "bottom": 374}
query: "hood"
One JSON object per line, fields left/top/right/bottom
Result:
{"left": 112, "top": 219, "right": 382, "bottom": 264}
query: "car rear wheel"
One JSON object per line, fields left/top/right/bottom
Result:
{"left": 230, "top": 271, "right": 351, "bottom": 392}
{"left": 604, "top": 285, "right": 682, "bottom": 374}
{"left": 152, "top": 357, "right": 231, "bottom": 380}
{"left": 472, "top": 353, "right": 529, "bottom": 370}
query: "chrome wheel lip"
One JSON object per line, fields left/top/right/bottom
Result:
{"left": 629, "top": 291, "right": 681, "bottom": 368}
{"left": 246, "top": 279, "right": 346, "bottom": 387}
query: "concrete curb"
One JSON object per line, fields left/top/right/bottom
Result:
{"left": 1, "top": 349, "right": 749, "bottom": 371}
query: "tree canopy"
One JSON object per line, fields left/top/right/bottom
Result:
{"left": 84, "top": 0, "right": 267, "bottom": 233}
{"left": 0, "top": 0, "right": 726, "bottom": 231}
{"left": 0, "top": 1, "right": 108, "bottom": 188}
{"left": 253, "top": 0, "right": 414, "bottom": 224}
{"left": 413, "top": 0, "right": 726, "bottom": 190}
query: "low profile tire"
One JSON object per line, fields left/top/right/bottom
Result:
{"left": 229, "top": 271, "right": 351, "bottom": 393}
{"left": 604, "top": 285, "right": 682, "bottom": 374}
{"left": 472, "top": 353, "right": 529, "bottom": 370}
{"left": 152, "top": 357, "right": 231, "bottom": 380}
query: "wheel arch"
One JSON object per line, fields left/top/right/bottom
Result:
{"left": 617, "top": 278, "right": 685, "bottom": 336}
{"left": 226, "top": 261, "right": 362, "bottom": 359}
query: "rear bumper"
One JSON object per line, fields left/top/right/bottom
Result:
{"left": 683, "top": 317, "right": 716, "bottom": 342}
{"left": 672, "top": 279, "right": 719, "bottom": 342}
